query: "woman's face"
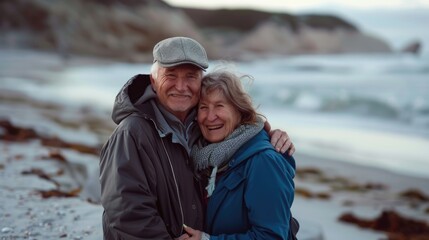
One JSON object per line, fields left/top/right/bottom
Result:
{"left": 198, "top": 89, "right": 242, "bottom": 143}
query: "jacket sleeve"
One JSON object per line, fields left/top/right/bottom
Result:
{"left": 211, "top": 150, "right": 295, "bottom": 240}
{"left": 99, "top": 127, "right": 172, "bottom": 240}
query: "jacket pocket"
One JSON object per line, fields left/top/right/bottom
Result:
{"left": 223, "top": 172, "right": 245, "bottom": 191}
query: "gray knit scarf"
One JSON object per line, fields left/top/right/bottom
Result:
{"left": 191, "top": 118, "right": 264, "bottom": 196}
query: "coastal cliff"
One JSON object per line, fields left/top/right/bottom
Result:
{"left": 0, "top": 0, "right": 392, "bottom": 62}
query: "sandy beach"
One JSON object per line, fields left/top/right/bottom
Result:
{"left": 1, "top": 49, "right": 429, "bottom": 240}
{"left": 293, "top": 153, "right": 429, "bottom": 239}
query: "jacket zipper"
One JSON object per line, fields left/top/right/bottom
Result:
{"left": 149, "top": 118, "right": 185, "bottom": 234}
{"left": 160, "top": 137, "right": 185, "bottom": 232}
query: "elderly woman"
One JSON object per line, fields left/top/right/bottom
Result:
{"left": 182, "top": 69, "right": 297, "bottom": 240}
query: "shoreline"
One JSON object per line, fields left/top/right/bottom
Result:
{"left": 295, "top": 152, "right": 429, "bottom": 193}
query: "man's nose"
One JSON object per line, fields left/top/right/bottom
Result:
{"left": 175, "top": 77, "right": 187, "bottom": 91}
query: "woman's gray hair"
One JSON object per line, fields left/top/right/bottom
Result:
{"left": 200, "top": 69, "right": 259, "bottom": 125}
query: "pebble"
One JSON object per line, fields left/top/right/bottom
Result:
{"left": 1, "top": 227, "right": 13, "bottom": 233}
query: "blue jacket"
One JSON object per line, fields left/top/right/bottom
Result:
{"left": 206, "top": 130, "right": 296, "bottom": 240}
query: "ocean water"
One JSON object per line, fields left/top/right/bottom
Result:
{"left": 2, "top": 52, "right": 429, "bottom": 178}
{"left": 236, "top": 54, "right": 429, "bottom": 178}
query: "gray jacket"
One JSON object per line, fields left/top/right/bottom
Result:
{"left": 99, "top": 74, "right": 204, "bottom": 239}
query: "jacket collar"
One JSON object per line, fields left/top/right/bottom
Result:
{"left": 227, "top": 130, "right": 272, "bottom": 169}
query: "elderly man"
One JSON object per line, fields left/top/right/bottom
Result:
{"left": 99, "top": 37, "right": 294, "bottom": 240}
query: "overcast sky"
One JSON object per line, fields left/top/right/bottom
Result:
{"left": 164, "top": 0, "right": 429, "bottom": 12}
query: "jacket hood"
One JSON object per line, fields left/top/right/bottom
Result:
{"left": 112, "top": 74, "right": 152, "bottom": 124}
{"left": 229, "top": 130, "right": 296, "bottom": 171}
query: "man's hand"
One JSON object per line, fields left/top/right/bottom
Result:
{"left": 264, "top": 121, "right": 295, "bottom": 156}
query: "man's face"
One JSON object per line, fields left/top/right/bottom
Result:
{"left": 151, "top": 64, "right": 202, "bottom": 122}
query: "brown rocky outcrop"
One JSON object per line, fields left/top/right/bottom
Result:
{"left": 339, "top": 210, "right": 429, "bottom": 240}
{"left": 0, "top": 119, "right": 100, "bottom": 155}
{"left": 401, "top": 40, "right": 422, "bottom": 54}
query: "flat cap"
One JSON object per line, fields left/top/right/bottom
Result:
{"left": 153, "top": 37, "right": 209, "bottom": 70}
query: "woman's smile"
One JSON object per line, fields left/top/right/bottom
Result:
{"left": 198, "top": 89, "right": 241, "bottom": 143}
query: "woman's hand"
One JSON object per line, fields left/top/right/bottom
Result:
{"left": 175, "top": 233, "right": 190, "bottom": 240}
{"left": 183, "top": 224, "right": 203, "bottom": 240}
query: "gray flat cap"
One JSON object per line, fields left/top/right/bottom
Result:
{"left": 153, "top": 37, "right": 209, "bottom": 70}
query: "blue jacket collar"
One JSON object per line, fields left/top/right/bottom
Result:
{"left": 228, "top": 130, "right": 296, "bottom": 171}
{"left": 227, "top": 130, "right": 272, "bottom": 169}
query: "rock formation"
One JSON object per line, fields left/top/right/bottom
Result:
{"left": 0, "top": 0, "right": 393, "bottom": 62}
{"left": 401, "top": 40, "right": 421, "bottom": 54}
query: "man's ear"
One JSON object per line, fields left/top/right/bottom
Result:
{"left": 150, "top": 75, "right": 158, "bottom": 93}
{"left": 150, "top": 74, "right": 155, "bottom": 86}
